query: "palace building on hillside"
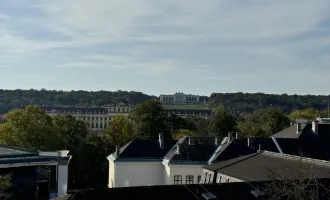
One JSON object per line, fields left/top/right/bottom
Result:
{"left": 160, "top": 92, "right": 200, "bottom": 104}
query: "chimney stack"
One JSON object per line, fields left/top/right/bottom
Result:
{"left": 312, "top": 120, "right": 319, "bottom": 135}
{"left": 296, "top": 124, "right": 301, "bottom": 134}
{"left": 176, "top": 143, "right": 182, "bottom": 154}
{"left": 189, "top": 137, "right": 196, "bottom": 145}
{"left": 159, "top": 133, "right": 164, "bottom": 149}
{"left": 228, "top": 132, "right": 232, "bottom": 142}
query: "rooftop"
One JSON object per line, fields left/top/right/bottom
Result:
{"left": 111, "top": 139, "right": 177, "bottom": 161}
{"left": 0, "top": 145, "right": 38, "bottom": 158}
{"left": 164, "top": 137, "right": 220, "bottom": 164}
{"left": 204, "top": 151, "right": 330, "bottom": 182}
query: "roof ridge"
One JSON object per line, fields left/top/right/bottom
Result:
{"left": 263, "top": 151, "right": 330, "bottom": 167}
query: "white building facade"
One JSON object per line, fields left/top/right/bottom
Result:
{"left": 107, "top": 135, "right": 228, "bottom": 188}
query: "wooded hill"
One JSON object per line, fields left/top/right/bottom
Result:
{"left": 0, "top": 89, "right": 329, "bottom": 115}
{"left": 0, "top": 89, "right": 155, "bottom": 114}
{"left": 209, "top": 93, "right": 329, "bottom": 115}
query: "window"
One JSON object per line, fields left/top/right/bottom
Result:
{"left": 100, "top": 123, "right": 103, "bottom": 129}
{"left": 92, "top": 117, "right": 94, "bottom": 120}
{"left": 96, "top": 117, "right": 98, "bottom": 120}
{"left": 186, "top": 175, "right": 194, "bottom": 184}
{"left": 174, "top": 175, "right": 182, "bottom": 185}
{"left": 100, "top": 117, "right": 103, "bottom": 120}
{"left": 87, "top": 117, "right": 90, "bottom": 120}
{"left": 197, "top": 176, "right": 201, "bottom": 183}
{"left": 96, "top": 123, "right": 99, "bottom": 129}
{"left": 109, "top": 117, "right": 112, "bottom": 120}
{"left": 91, "top": 123, "right": 94, "bottom": 128}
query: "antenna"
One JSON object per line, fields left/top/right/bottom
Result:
{"left": 328, "top": 95, "right": 330, "bottom": 118}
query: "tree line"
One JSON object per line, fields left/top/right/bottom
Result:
{"left": 1, "top": 89, "right": 330, "bottom": 116}
{"left": 0, "top": 89, "right": 155, "bottom": 114}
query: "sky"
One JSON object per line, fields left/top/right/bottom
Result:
{"left": 1, "top": 0, "right": 330, "bottom": 96}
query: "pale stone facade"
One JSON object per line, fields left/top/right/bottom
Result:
{"left": 41, "top": 104, "right": 133, "bottom": 131}
{"left": 160, "top": 92, "right": 200, "bottom": 104}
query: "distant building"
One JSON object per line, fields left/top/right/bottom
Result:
{"left": 40, "top": 103, "right": 133, "bottom": 132}
{"left": 163, "top": 108, "right": 213, "bottom": 118}
{"left": 160, "top": 92, "right": 200, "bottom": 104}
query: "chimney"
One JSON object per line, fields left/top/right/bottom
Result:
{"left": 312, "top": 120, "right": 319, "bottom": 135}
{"left": 227, "top": 132, "right": 232, "bottom": 142}
{"left": 296, "top": 124, "right": 301, "bottom": 134}
{"left": 176, "top": 143, "right": 182, "bottom": 154}
{"left": 189, "top": 137, "right": 196, "bottom": 145}
{"left": 57, "top": 150, "right": 71, "bottom": 197}
{"left": 159, "top": 133, "right": 164, "bottom": 149}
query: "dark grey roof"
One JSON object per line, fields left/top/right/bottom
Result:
{"left": 272, "top": 123, "right": 330, "bottom": 139}
{"left": 0, "top": 156, "right": 58, "bottom": 165}
{"left": 0, "top": 145, "right": 38, "bottom": 158}
{"left": 272, "top": 124, "right": 307, "bottom": 138}
{"left": 271, "top": 123, "right": 330, "bottom": 160}
{"left": 204, "top": 152, "right": 330, "bottom": 182}
{"left": 164, "top": 137, "right": 220, "bottom": 164}
{"left": 114, "top": 139, "right": 177, "bottom": 161}
{"left": 67, "top": 182, "right": 266, "bottom": 200}
{"left": 211, "top": 139, "right": 256, "bottom": 163}
{"left": 246, "top": 138, "right": 300, "bottom": 155}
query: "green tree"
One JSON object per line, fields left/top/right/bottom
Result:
{"left": 0, "top": 174, "right": 13, "bottom": 200}
{"left": 288, "top": 108, "right": 326, "bottom": 121}
{"left": 102, "top": 115, "right": 135, "bottom": 148}
{"left": 173, "top": 129, "right": 196, "bottom": 140}
{"left": 184, "top": 116, "right": 209, "bottom": 136}
{"left": 208, "top": 107, "right": 237, "bottom": 137}
{"left": 0, "top": 105, "right": 61, "bottom": 150}
{"left": 237, "top": 120, "right": 266, "bottom": 138}
{"left": 261, "top": 107, "right": 290, "bottom": 135}
{"left": 130, "top": 100, "right": 168, "bottom": 139}
{"left": 71, "top": 132, "right": 108, "bottom": 189}
{"left": 0, "top": 105, "right": 108, "bottom": 190}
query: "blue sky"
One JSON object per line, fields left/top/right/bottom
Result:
{"left": 1, "top": 0, "right": 330, "bottom": 96}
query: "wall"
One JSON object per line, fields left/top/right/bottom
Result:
{"left": 216, "top": 172, "right": 244, "bottom": 183}
{"left": 112, "top": 161, "right": 163, "bottom": 188}
{"left": 108, "top": 160, "right": 115, "bottom": 188}
{"left": 164, "top": 164, "right": 204, "bottom": 185}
